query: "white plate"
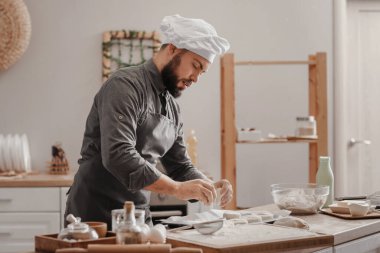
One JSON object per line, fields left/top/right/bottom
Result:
{"left": 13, "top": 134, "right": 23, "bottom": 172}
{"left": 0, "top": 134, "right": 5, "bottom": 171}
{"left": 9, "top": 134, "right": 19, "bottom": 171}
{"left": 21, "top": 134, "right": 31, "bottom": 173}
{"left": 329, "top": 203, "right": 376, "bottom": 214}
{"left": 3, "top": 134, "right": 13, "bottom": 171}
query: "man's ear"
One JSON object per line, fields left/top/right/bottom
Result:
{"left": 168, "top": 44, "right": 177, "bottom": 54}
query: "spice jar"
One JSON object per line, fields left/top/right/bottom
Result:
{"left": 295, "top": 116, "right": 317, "bottom": 137}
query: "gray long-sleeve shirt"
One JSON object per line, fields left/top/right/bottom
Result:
{"left": 79, "top": 59, "right": 205, "bottom": 193}
{"left": 66, "top": 59, "right": 206, "bottom": 227}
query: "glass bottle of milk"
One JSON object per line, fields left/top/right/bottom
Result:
{"left": 316, "top": 156, "right": 335, "bottom": 207}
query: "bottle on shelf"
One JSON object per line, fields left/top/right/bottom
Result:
{"left": 295, "top": 116, "right": 317, "bottom": 137}
{"left": 186, "top": 129, "right": 213, "bottom": 181}
{"left": 186, "top": 129, "right": 198, "bottom": 167}
{"left": 116, "top": 201, "right": 143, "bottom": 244}
{"left": 316, "top": 156, "right": 334, "bottom": 207}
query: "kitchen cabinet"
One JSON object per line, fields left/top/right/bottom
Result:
{"left": 0, "top": 212, "right": 59, "bottom": 252}
{"left": 60, "top": 187, "right": 69, "bottom": 228}
{"left": 220, "top": 52, "right": 328, "bottom": 209}
{"left": 334, "top": 232, "right": 380, "bottom": 253}
{"left": 316, "top": 235, "right": 380, "bottom": 253}
{"left": 0, "top": 174, "right": 72, "bottom": 253}
{"left": 315, "top": 248, "right": 333, "bottom": 253}
{"left": 0, "top": 187, "right": 60, "bottom": 212}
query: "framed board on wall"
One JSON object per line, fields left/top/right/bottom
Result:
{"left": 102, "top": 30, "right": 161, "bottom": 82}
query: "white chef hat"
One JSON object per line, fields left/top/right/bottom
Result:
{"left": 160, "top": 14, "right": 230, "bottom": 63}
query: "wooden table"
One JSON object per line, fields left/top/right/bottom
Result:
{"left": 253, "top": 204, "right": 380, "bottom": 246}
{"left": 0, "top": 172, "right": 74, "bottom": 187}
{"left": 167, "top": 205, "right": 380, "bottom": 253}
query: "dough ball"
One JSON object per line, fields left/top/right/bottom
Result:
{"left": 245, "top": 215, "right": 262, "bottom": 223}
{"left": 231, "top": 218, "right": 248, "bottom": 225}
{"left": 223, "top": 211, "right": 241, "bottom": 220}
{"left": 253, "top": 211, "right": 274, "bottom": 221}
{"left": 273, "top": 217, "right": 310, "bottom": 230}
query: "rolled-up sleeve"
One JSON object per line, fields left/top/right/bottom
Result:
{"left": 160, "top": 122, "right": 207, "bottom": 182}
{"left": 98, "top": 75, "right": 161, "bottom": 192}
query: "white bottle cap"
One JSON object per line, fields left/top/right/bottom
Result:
{"left": 319, "top": 156, "right": 331, "bottom": 165}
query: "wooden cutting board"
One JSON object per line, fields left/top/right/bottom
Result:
{"left": 167, "top": 223, "right": 333, "bottom": 253}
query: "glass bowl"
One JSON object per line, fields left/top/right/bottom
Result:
{"left": 193, "top": 219, "right": 224, "bottom": 235}
{"left": 58, "top": 220, "right": 99, "bottom": 241}
{"left": 271, "top": 183, "right": 329, "bottom": 214}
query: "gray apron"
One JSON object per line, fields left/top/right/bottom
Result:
{"left": 65, "top": 109, "right": 177, "bottom": 230}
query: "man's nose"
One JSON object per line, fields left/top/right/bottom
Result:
{"left": 191, "top": 73, "right": 201, "bottom": 83}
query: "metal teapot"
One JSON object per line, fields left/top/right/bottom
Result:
{"left": 58, "top": 214, "right": 99, "bottom": 241}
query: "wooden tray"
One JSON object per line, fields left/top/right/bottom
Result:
{"left": 321, "top": 208, "right": 380, "bottom": 219}
{"left": 35, "top": 232, "right": 116, "bottom": 253}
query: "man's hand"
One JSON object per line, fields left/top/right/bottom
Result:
{"left": 175, "top": 179, "right": 217, "bottom": 205}
{"left": 214, "top": 179, "right": 233, "bottom": 207}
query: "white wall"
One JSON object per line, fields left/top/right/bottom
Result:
{"left": 0, "top": 0, "right": 333, "bottom": 207}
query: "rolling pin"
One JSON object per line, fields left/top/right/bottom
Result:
{"left": 171, "top": 247, "right": 202, "bottom": 253}
{"left": 88, "top": 244, "right": 171, "bottom": 253}
{"left": 55, "top": 248, "right": 87, "bottom": 253}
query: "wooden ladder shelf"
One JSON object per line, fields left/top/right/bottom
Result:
{"left": 220, "top": 52, "right": 328, "bottom": 210}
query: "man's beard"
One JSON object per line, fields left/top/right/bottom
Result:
{"left": 161, "top": 53, "right": 184, "bottom": 98}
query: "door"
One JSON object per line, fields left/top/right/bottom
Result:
{"left": 336, "top": 0, "right": 380, "bottom": 197}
